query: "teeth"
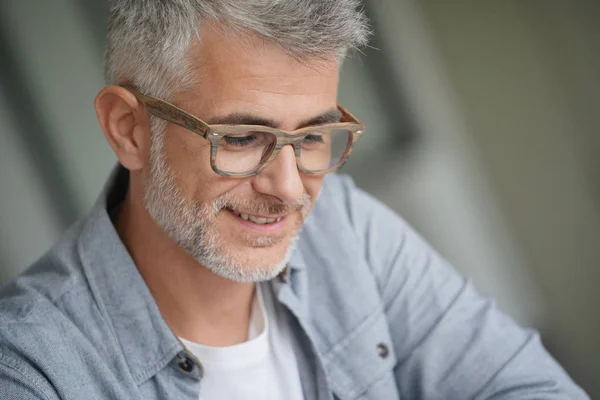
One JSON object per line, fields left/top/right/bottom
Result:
{"left": 236, "top": 212, "right": 281, "bottom": 225}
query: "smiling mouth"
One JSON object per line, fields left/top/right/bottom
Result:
{"left": 229, "top": 209, "right": 285, "bottom": 225}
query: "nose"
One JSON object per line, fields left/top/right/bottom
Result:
{"left": 251, "top": 145, "right": 304, "bottom": 204}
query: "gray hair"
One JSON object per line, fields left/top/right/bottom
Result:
{"left": 105, "top": 0, "right": 370, "bottom": 101}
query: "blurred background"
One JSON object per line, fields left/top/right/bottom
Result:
{"left": 0, "top": 0, "right": 598, "bottom": 396}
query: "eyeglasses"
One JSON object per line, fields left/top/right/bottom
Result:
{"left": 123, "top": 86, "right": 364, "bottom": 177}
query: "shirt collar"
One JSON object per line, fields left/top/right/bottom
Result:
{"left": 77, "top": 165, "right": 183, "bottom": 385}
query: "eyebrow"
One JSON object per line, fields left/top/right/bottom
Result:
{"left": 206, "top": 108, "right": 343, "bottom": 129}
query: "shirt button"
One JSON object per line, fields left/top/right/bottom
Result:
{"left": 178, "top": 356, "right": 195, "bottom": 373}
{"left": 376, "top": 343, "right": 389, "bottom": 359}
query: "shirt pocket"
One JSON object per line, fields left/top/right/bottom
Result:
{"left": 322, "top": 309, "right": 399, "bottom": 400}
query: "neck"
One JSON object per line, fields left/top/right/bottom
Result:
{"left": 115, "top": 186, "right": 256, "bottom": 347}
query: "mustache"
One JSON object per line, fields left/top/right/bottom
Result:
{"left": 211, "top": 193, "right": 312, "bottom": 215}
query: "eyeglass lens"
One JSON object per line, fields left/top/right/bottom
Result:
{"left": 214, "top": 129, "right": 352, "bottom": 174}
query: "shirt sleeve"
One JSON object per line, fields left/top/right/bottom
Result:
{"left": 341, "top": 175, "right": 590, "bottom": 400}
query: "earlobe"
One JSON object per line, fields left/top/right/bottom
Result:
{"left": 94, "top": 86, "right": 149, "bottom": 171}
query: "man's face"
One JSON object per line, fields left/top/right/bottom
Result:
{"left": 142, "top": 24, "right": 339, "bottom": 282}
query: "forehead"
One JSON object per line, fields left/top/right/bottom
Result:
{"left": 179, "top": 22, "right": 339, "bottom": 127}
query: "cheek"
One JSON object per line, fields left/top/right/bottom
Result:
{"left": 302, "top": 175, "right": 325, "bottom": 203}
{"left": 161, "top": 128, "right": 221, "bottom": 201}
{"left": 164, "top": 126, "right": 212, "bottom": 170}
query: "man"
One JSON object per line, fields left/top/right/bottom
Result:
{"left": 0, "top": 1, "right": 589, "bottom": 399}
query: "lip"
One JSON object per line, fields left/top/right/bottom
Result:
{"left": 225, "top": 209, "right": 288, "bottom": 235}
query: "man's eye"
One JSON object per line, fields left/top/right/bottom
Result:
{"left": 223, "top": 135, "right": 256, "bottom": 146}
{"left": 303, "top": 134, "right": 325, "bottom": 144}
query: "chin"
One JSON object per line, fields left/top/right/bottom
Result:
{"left": 238, "top": 242, "right": 292, "bottom": 270}
{"left": 198, "top": 238, "right": 296, "bottom": 283}
{"left": 205, "top": 256, "right": 288, "bottom": 283}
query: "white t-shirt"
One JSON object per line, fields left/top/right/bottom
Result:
{"left": 179, "top": 283, "right": 304, "bottom": 400}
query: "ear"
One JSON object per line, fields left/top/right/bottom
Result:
{"left": 94, "top": 86, "right": 150, "bottom": 171}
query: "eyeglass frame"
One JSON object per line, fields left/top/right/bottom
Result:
{"left": 122, "top": 85, "right": 365, "bottom": 178}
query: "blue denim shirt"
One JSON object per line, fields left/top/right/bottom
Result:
{"left": 0, "top": 166, "right": 589, "bottom": 399}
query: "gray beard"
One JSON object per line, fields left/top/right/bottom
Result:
{"left": 141, "top": 133, "right": 306, "bottom": 282}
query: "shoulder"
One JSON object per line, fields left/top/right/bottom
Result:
{"left": 313, "top": 173, "right": 421, "bottom": 261}
{"left": 316, "top": 173, "right": 412, "bottom": 235}
{"left": 306, "top": 173, "right": 447, "bottom": 295}
{"left": 0, "top": 221, "right": 108, "bottom": 397}
{"left": 0, "top": 220, "right": 98, "bottom": 366}
{"left": 0, "top": 221, "right": 87, "bottom": 322}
